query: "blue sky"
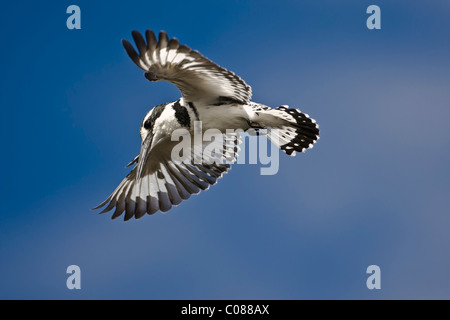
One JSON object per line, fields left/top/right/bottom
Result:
{"left": 1, "top": 0, "right": 450, "bottom": 299}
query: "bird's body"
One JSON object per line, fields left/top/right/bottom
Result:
{"left": 144, "top": 98, "right": 249, "bottom": 134}
{"left": 94, "top": 30, "right": 320, "bottom": 220}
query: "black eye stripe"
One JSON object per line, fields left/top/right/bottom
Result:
{"left": 142, "top": 103, "right": 166, "bottom": 130}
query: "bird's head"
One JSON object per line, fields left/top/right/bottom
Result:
{"left": 139, "top": 103, "right": 167, "bottom": 140}
{"left": 136, "top": 103, "right": 168, "bottom": 177}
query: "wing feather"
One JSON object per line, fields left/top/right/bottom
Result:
{"left": 148, "top": 173, "right": 160, "bottom": 215}
{"left": 160, "top": 164, "right": 183, "bottom": 205}
{"left": 122, "top": 30, "right": 252, "bottom": 105}
{"left": 94, "top": 131, "right": 240, "bottom": 220}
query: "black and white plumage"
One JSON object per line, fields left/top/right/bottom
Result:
{"left": 94, "top": 30, "right": 320, "bottom": 220}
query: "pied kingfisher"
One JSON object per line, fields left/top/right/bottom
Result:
{"left": 94, "top": 30, "right": 320, "bottom": 220}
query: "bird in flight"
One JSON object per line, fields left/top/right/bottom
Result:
{"left": 94, "top": 30, "right": 320, "bottom": 221}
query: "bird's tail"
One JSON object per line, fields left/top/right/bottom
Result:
{"left": 250, "top": 104, "right": 320, "bottom": 156}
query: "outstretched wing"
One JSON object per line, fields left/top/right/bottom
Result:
{"left": 93, "top": 132, "right": 241, "bottom": 221}
{"left": 122, "top": 30, "right": 252, "bottom": 105}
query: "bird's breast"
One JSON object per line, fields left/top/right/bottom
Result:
{"left": 194, "top": 104, "right": 250, "bottom": 133}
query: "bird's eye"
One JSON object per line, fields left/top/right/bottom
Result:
{"left": 143, "top": 119, "right": 152, "bottom": 130}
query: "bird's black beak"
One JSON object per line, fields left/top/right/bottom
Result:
{"left": 136, "top": 132, "right": 153, "bottom": 180}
